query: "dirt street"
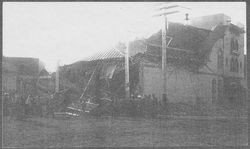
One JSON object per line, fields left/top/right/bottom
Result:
{"left": 2, "top": 115, "right": 248, "bottom": 147}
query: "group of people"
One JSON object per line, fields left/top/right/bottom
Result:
{"left": 3, "top": 88, "right": 76, "bottom": 120}
{"left": 3, "top": 91, "right": 46, "bottom": 120}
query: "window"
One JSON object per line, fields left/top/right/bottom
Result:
{"left": 231, "top": 38, "right": 234, "bottom": 53}
{"left": 233, "top": 58, "right": 236, "bottom": 71}
{"left": 230, "top": 57, "right": 239, "bottom": 73}
{"left": 218, "top": 79, "right": 223, "bottom": 101}
{"left": 230, "top": 57, "right": 234, "bottom": 72}
{"left": 235, "top": 59, "right": 239, "bottom": 72}
{"left": 235, "top": 40, "right": 239, "bottom": 51}
{"left": 217, "top": 48, "right": 223, "bottom": 69}
{"left": 212, "top": 79, "right": 217, "bottom": 103}
{"left": 230, "top": 37, "right": 239, "bottom": 52}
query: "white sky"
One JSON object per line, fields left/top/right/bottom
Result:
{"left": 3, "top": 2, "right": 246, "bottom": 72}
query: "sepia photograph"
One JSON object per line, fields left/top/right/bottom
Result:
{"left": 2, "top": 1, "right": 248, "bottom": 148}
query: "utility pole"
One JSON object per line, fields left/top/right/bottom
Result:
{"left": 125, "top": 42, "right": 130, "bottom": 99}
{"left": 154, "top": 2, "right": 191, "bottom": 103}
{"left": 247, "top": 41, "right": 249, "bottom": 146}
{"left": 162, "top": 15, "right": 168, "bottom": 103}
{"left": 55, "top": 60, "right": 60, "bottom": 92}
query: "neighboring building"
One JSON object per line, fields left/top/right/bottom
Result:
{"left": 141, "top": 15, "right": 245, "bottom": 105}
{"left": 211, "top": 15, "right": 245, "bottom": 105}
{"left": 140, "top": 14, "right": 246, "bottom": 105}
{"left": 2, "top": 56, "right": 48, "bottom": 96}
{"left": 61, "top": 13, "right": 246, "bottom": 106}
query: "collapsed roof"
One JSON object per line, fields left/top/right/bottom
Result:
{"left": 59, "top": 22, "right": 245, "bottom": 98}
{"left": 142, "top": 22, "right": 210, "bottom": 70}
{"left": 64, "top": 22, "right": 245, "bottom": 75}
{"left": 141, "top": 22, "right": 244, "bottom": 71}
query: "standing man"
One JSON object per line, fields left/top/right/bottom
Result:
{"left": 25, "top": 95, "right": 32, "bottom": 115}
{"left": 46, "top": 93, "right": 57, "bottom": 118}
{"left": 11, "top": 93, "right": 18, "bottom": 118}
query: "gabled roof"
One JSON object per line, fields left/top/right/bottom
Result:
{"left": 81, "top": 39, "right": 147, "bottom": 62}
{"left": 81, "top": 22, "right": 210, "bottom": 64}
{"left": 199, "top": 23, "right": 245, "bottom": 64}
{"left": 72, "top": 22, "right": 212, "bottom": 71}
{"left": 76, "top": 22, "right": 243, "bottom": 71}
{"left": 85, "top": 48, "right": 125, "bottom": 61}
{"left": 198, "top": 24, "right": 227, "bottom": 63}
{"left": 228, "top": 23, "right": 245, "bottom": 35}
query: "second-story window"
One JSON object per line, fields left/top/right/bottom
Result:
{"left": 230, "top": 38, "right": 234, "bottom": 53}
{"left": 217, "top": 48, "right": 223, "bottom": 69}
{"left": 231, "top": 38, "right": 239, "bottom": 53}
{"left": 235, "top": 40, "right": 239, "bottom": 51}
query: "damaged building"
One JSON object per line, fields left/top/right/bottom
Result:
{"left": 60, "top": 14, "right": 246, "bottom": 107}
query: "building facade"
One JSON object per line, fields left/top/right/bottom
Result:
{"left": 2, "top": 56, "right": 47, "bottom": 97}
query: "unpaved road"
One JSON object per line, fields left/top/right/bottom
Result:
{"left": 3, "top": 115, "right": 248, "bottom": 147}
